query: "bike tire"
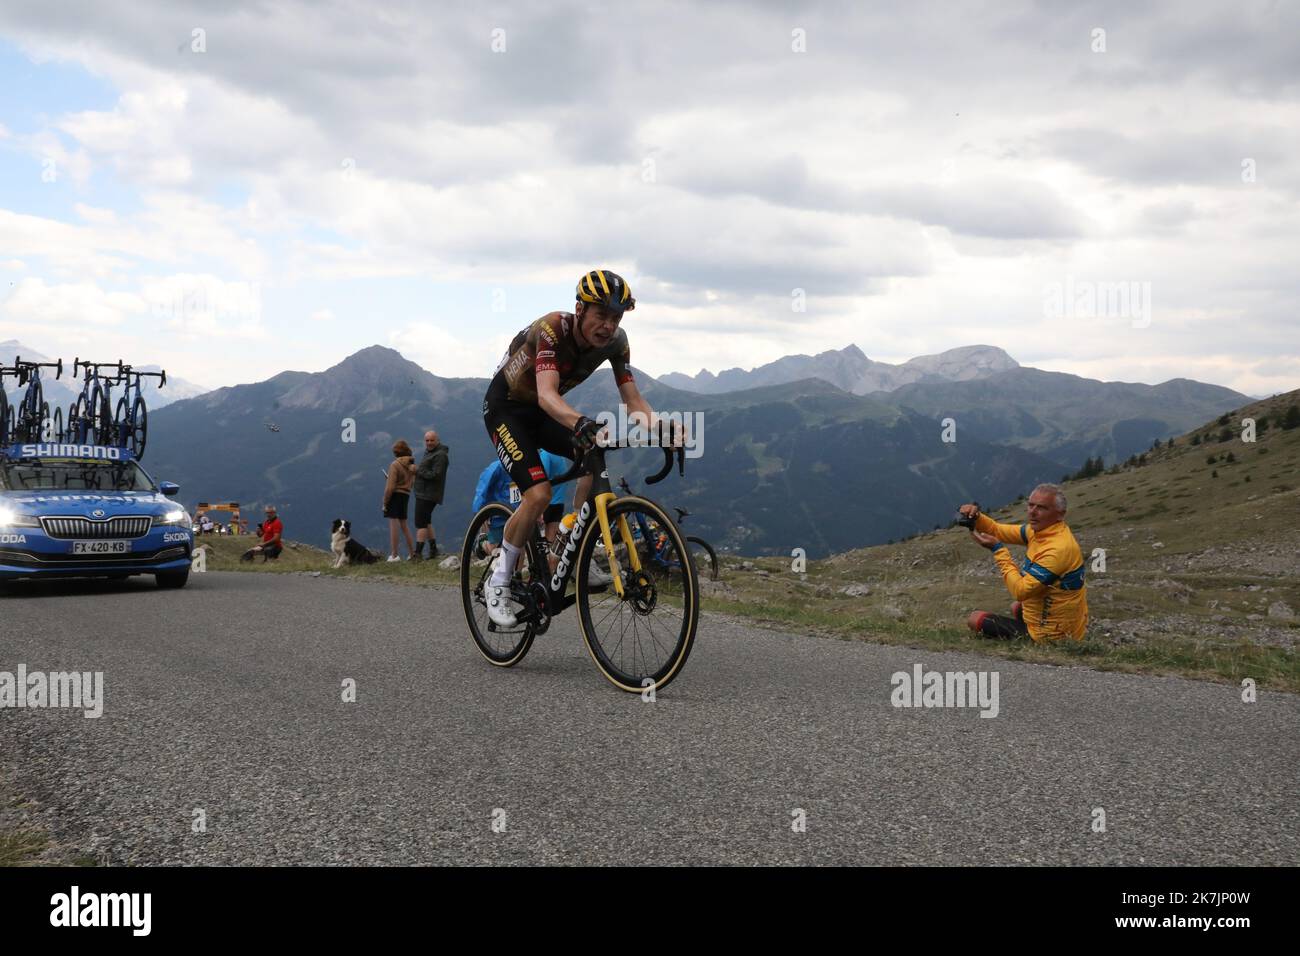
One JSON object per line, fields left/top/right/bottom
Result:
{"left": 69, "top": 395, "right": 89, "bottom": 443}
{"left": 19, "top": 380, "right": 42, "bottom": 443}
{"left": 575, "top": 496, "right": 699, "bottom": 693}
{"left": 92, "top": 384, "right": 113, "bottom": 445}
{"left": 130, "top": 394, "right": 148, "bottom": 459}
{"left": 0, "top": 390, "right": 8, "bottom": 445}
{"left": 686, "top": 536, "right": 719, "bottom": 581}
{"left": 460, "top": 502, "right": 537, "bottom": 668}
{"left": 37, "top": 402, "right": 50, "bottom": 442}
{"left": 50, "top": 406, "right": 63, "bottom": 444}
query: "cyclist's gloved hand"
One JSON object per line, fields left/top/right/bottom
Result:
{"left": 572, "top": 416, "right": 601, "bottom": 453}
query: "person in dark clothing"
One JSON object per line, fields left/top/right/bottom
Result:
{"left": 412, "top": 429, "right": 449, "bottom": 560}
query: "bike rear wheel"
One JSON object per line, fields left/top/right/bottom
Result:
{"left": 19, "top": 381, "right": 42, "bottom": 443}
{"left": 92, "top": 384, "right": 113, "bottom": 444}
{"left": 0, "top": 390, "right": 8, "bottom": 445}
{"left": 576, "top": 496, "right": 699, "bottom": 693}
{"left": 45, "top": 405, "right": 63, "bottom": 443}
{"left": 117, "top": 395, "right": 148, "bottom": 457}
{"left": 68, "top": 396, "right": 89, "bottom": 443}
{"left": 460, "top": 503, "right": 540, "bottom": 668}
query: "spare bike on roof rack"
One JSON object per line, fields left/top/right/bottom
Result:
{"left": 109, "top": 363, "right": 166, "bottom": 459}
{"left": 0, "top": 361, "right": 20, "bottom": 445}
{"left": 460, "top": 440, "right": 699, "bottom": 694}
{"left": 8, "top": 355, "right": 64, "bottom": 444}
{"left": 66, "top": 358, "right": 122, "bottom": 446}
{"left": 617, "top": 475, "right": 719, "bottom": 581}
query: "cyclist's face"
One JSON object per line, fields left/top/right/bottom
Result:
{"left": 579, "top": 303, "right": 622, "bottom": 346}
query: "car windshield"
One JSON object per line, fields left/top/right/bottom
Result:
{"left": 0, "top": 458, "right": 156, "bottom": 492}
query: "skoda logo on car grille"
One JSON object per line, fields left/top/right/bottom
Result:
{"left": 92, "top": 509, "right": 106, "bottom": 518}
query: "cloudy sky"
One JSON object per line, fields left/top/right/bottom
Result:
{"left": 0, "top": 0, "right": 1297, "bottom": 396}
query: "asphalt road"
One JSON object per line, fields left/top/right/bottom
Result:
{"left": 2, "top": 571, "right": 1297, "bottom": 865}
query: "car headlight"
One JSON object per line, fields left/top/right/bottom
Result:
{"left": 153, "top": 509, "right": 191, "bottom": 527}
{"left": 0, "top": 506, "right": 39, "bottom": 528}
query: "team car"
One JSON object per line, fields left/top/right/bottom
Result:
{"left": 0, "top": 442, "right": 193, "bottom": 588}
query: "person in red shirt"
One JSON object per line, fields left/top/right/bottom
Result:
{"left": 241, "top": 505, "right": 284, "bottom": 562}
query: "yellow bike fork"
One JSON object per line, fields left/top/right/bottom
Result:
{"left": 594, "top": 492, "right": 642, "bottom": 598}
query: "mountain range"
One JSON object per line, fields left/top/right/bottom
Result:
{"left": 118, "top": 343, "right": 1252, "bottom": 558}
{"left": 657, "top": 344, "right": 1020, "bottom": 395}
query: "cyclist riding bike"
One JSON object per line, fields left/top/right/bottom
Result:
{"left": 481, "top": 269, "right": 678, "bottom": 627}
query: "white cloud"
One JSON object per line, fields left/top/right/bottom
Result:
{"left": 1, "top": 276, "right": 145, "bottom": 326}
{"left": 138, "top": 273, "right": 268, "bottom": 340}
{"left": 387, "top": 322, "right": 506, "bottom": 379}
{"left": 0, "top": 0, "right": 1295, "bottom": 395}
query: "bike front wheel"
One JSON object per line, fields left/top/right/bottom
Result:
{"left": 128, "top": 395, "right": 147, "bottom": 458}
{"left": 686, "top": 536, "right": 719, "bottom": 581}
{"left": 576, "top": 496, "right": 699, "bottom": 693}
{"left": 460, "top": 503, "right": 539, "bottom": 668}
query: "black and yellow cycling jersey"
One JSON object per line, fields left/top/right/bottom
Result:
{"left": 975, "top": 513, "right": 1089, "bottom": 642}
{"left": 484, "top": 312, "right": 634, "bottom": 493}
{"left": 494, "top": 311, "right": 633, "bottom": 405}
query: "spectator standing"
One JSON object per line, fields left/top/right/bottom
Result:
{"left": 383, "top": 440, "right": 418, "bottom": 562}
{"left": 413, "top": 430, "right": 450, "bottom": 561}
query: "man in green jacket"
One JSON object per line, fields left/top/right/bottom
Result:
{"left": 413, "top": 430, "right": 449, "bottom": 560}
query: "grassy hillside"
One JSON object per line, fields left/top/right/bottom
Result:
{"left": 704, "top": 390, "right": 1300, "bottom": 690}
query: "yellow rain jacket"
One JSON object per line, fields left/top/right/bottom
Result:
{"left": 975, "top": 514, "right": 1089, "bottom": 642}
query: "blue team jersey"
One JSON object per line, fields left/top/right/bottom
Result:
{"left": 472, "top": 450, "right": 570, "bottom": 514}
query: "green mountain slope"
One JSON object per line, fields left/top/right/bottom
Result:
{"left": 881, "top": 367, "right": 1249, "bottom": 467}
{"left": 707, "top": 390, "right": 1300, "bottom": 688}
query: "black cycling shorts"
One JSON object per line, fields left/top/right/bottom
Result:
{"left": 543, "top": 503, "right": 564, "bottom": 525}
{"left": 483, "top": 373, "right": 576, "bottom": 493}
{"left": 414, "top": 496, "right": 437, "bottom": 529}
{"left": 975, "top": 610, "right": 1029, "bottom": 640}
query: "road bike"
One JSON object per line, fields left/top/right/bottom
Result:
{"left": 0, "top": 361, "right": 19, "bottom": 444}
{"left": 110, "top": 363, "right": 166, "bottom": 458}
{"left": 9, "top": 356, "right": 64, "bottom": 443}
{"left": 618, "top": 476, "right": 719, "bottom": 582}
{"left": 460, "top": 443, "right": 699, "bottom": 693}
{"left": 66, "top": 359, "right": 121, "bottom": 445}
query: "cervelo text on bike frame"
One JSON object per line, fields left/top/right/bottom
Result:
{"left": 551, "top": 500, "right": 592, "bottom": 592}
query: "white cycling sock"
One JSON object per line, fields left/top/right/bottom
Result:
{"left": 490, "top": 540, "right": 521, "bottom": 587}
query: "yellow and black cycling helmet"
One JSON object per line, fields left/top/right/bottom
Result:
{"left": 576, "top": 269, "right": 635, "bottom": 312}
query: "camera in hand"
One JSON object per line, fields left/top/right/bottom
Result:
{"left": 953, "top": 502, "right": 981, "bottom": 529}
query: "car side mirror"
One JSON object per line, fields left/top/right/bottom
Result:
{"left": 160, "top": 481, "right": 180, "bottom": 497}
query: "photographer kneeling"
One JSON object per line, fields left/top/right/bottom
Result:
{"left": 958, "top": 484, "right": 1088, "bottom": 642}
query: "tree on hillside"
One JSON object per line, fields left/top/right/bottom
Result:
{"left": 1283, "top": 404, "right": 1300, "bottom": 430}
{"left": 1217, "top": 427, "right": 1232, "bottom": 442}
{"left": 1190, "top": 433, "right": 1202, "bottom": 445}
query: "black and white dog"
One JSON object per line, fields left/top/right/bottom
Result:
{"left": 330, "top": 519, "right": 379, "bottom": 567}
